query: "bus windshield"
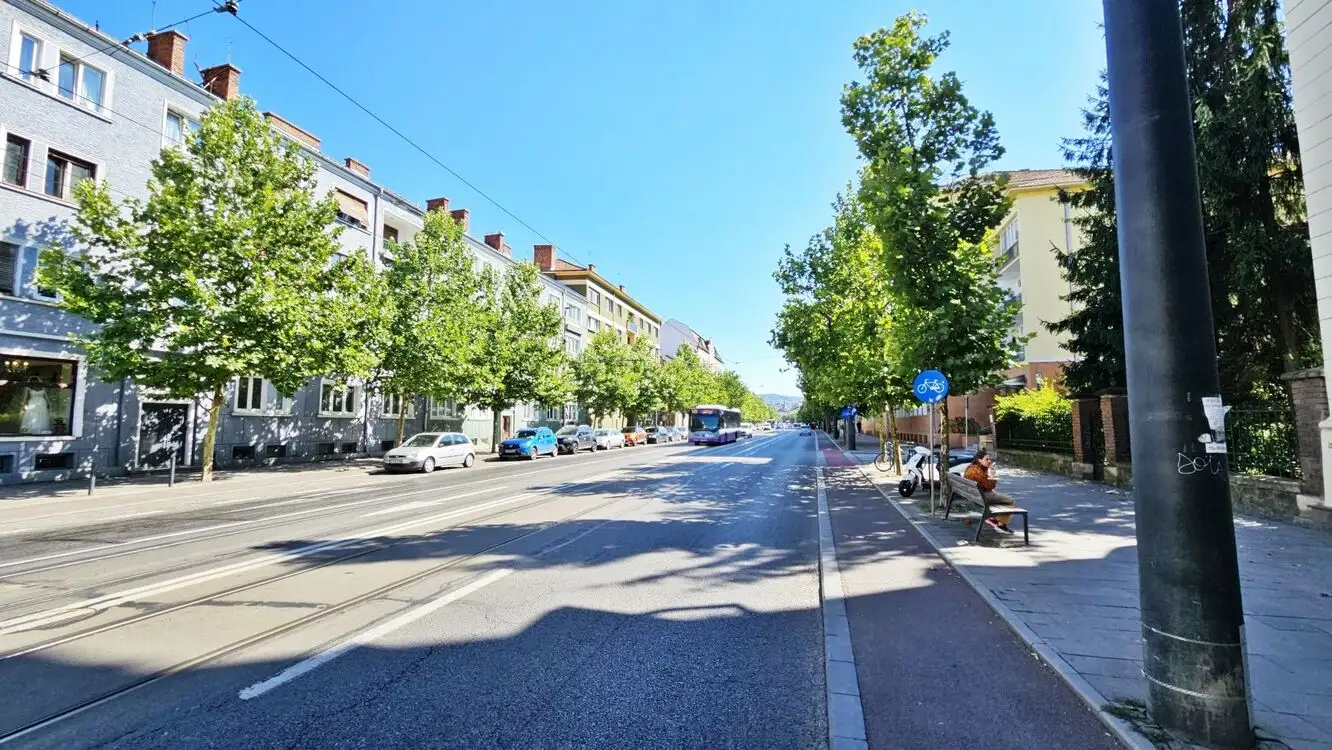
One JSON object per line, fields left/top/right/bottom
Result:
{"left": 690, "top": 412, "right": 720, "bottom": 431}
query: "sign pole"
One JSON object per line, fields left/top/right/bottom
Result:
{"left": 928, "top": 405, "right": 935, "bottom": 516}
{"left": 1103, "top": 1, "right": 1251, "bottom": 744}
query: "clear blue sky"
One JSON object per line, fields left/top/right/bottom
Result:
{"left": 63, "top": 0, "right": 1106, "bottom": 396}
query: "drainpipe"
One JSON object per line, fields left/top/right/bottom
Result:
{"left": 113, "top": 376, "right": 127, "bottom": 468}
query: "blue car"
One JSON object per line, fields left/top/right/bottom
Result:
{"left": 499, "top": 426, "right": 558, "bottom": 460}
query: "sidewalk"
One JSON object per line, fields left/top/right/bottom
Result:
{"left": 827, "top": 433, "right": 1332, "bottom": 749}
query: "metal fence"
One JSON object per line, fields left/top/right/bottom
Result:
{"left": 1226, "top": 408, "right": 1300, "bottom": 479}
{"left": 994, "top": 418, "right": 1074, "bottom": 455}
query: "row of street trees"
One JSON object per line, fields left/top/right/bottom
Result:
{"left": 41, "top": 97, "right": 771, "bottom": 481}
{"left": 573, "top": 332, "right": 775, "bottom": 426}
{"left": 771, "top": 12, "right": 1021, "bottom": 460}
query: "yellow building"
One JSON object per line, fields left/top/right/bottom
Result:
{"left": 992, "top": 169, "right": 1089, "bottom": 385}
{"left": 531, "top": 245, "right": 663, "bottom": 356}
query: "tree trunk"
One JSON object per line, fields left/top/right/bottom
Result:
{"left": 886, "top": 408, "right": 898, "bottom": 471}
{"left": 939, "top": 400, "right": 951, "bottom": 486}
{"left": 396, "top": 396, "right": 408, "bottom": 446}
{"left": 200, "top": 382, "right": 224, "bottom": 483}
{"left": 491, "top": 409, "right": 501, "bottom": 454}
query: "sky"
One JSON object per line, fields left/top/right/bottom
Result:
{"left": 59, "top": 0, "right": 1107, "bottom": 396}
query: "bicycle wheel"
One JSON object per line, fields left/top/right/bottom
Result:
{"left": 874, "top": 452, "right": 893, "bottom": 472}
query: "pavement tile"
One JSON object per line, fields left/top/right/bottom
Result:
{"left": 826, "top": 659, "right": 861, "bottom": 697}
{"left": 1255, "top": 710, "right": 1332, "bottom": 743}
{"left": 1062, "top": 654, "right": 1143, "bottom": 681}
{"left": 828, "top": 693, "right": 867, "bottom": 741}
{"left": 1082, "top": 674, "right": 1148, "bottom": 704}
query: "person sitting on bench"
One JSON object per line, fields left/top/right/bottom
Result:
{"left": 963, "top": 450, "right": 1015, "bottom": 535}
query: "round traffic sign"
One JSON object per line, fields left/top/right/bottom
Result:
{"left": 913, "top": 370, "right": 949, "bottom": 404}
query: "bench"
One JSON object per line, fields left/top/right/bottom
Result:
{"left": 944, "top": 475, "right": 1030, "bottom": 545}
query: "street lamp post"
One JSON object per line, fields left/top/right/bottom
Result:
{"left": 1102, "top": 1, "right": 1253, "bottom": 747}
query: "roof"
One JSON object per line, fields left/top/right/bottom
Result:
{"left": 1000, "top": 169, "right": 1084, "bottom": 190}
{"left": 552, "top": 258, "right": 584, "bottom": 272}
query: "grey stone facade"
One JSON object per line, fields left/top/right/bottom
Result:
{"left": 0, "top": 0, "right": 585, "bottom": 482}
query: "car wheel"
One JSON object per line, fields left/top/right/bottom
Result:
{"left": 529, "top": 446, "right": 538, "bottom": 460}
{"left": 463, "top": 453, "right": 474, "bottom": 468}
{"left": 421, "top": 457, "right": 435, "bottom": 474}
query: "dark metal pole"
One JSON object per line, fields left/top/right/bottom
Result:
{"left": 1102, "top": 1, "right": 1252, "bottom": 747}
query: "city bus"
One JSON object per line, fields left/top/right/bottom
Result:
{"left": 689, "top": 404, "right": 742, "bottom": 445}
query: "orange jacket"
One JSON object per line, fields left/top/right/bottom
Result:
{"left": 963, "top": 462, "right": 996, "bottom": 492}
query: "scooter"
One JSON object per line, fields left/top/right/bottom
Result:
{"left": 898, "top": 446, "right": 977, "bottom": 497}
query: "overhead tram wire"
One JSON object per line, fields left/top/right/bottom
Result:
{"left": 32, "top": 2, "right": 240, "bottom": 83}
{"left": 225, "top": 11, "right": 601, "bottom": 273}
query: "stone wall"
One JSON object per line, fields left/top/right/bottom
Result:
{"left": 998, "top": 446, "right": 1307, "bottom": 522}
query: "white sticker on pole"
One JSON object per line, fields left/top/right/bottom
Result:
{"left": 1200, "top": 395, "right": 1231, "bottom": 454}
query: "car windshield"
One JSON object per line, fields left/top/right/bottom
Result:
{"left": 556, "top": 426, "right": 578, "bottom": 436}
{"left": 622, "top": 427, "right": 637, "bottom": 433}
{"left": 402, "top": 433, "right": 441, "bottom": 448}
{"left": 645, "top": 427, "right": 659, "bottom": 433}
{"left": 516, "top": 429, "right": 538, "bottom": 438}
{"left": 594, "top": 429, "right": 612, "bottom": 436}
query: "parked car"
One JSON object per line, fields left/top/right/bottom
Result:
{"left": 499, "top": 426, "right": 558, "bottom": 460}
{"left": 592, "top": 428, "right": 625, "bottom": 450}
{"left": 670, "top": 426, "right": 688, "bottom": 441}
{"left": 644, "top": 426, "right": 673, "bottom": 444}
{"left": 556, "top": 424, "right": 596, "bottom": 454}
{"left": 738, "top": 423, "right": 754, "bottom": 439}
{"left": 622, "top": 425, "right": 648, "bottom": 446}
{"left": 383, "top": 432, "right": 476, "bottom": 473}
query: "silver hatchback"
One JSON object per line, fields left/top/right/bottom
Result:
{"left": 383, "top": 432, "right": 476, "bottom": 473}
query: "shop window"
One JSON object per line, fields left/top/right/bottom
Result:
{"left": 340, "top": 441, "right": 358, "bottom": 454}
{"left": 0, "top": 356, "right": 77, "bottom": 436}
{"left": 316, "top": 442, "right": 336, "bottom": 456}
{"left": 34, "top": 452, "right": 73, "bottom": 470}
{"left": 0, "top": 455, "right": 14, "bottom": 473}
{"left": 265, "top": 444, "right": 287, "bottom": 459}
{"left": 231, "top": 445, "right": 256, "bottom": 461}
{"left": 380, "top": 439, "right": 396, "bottom": 452}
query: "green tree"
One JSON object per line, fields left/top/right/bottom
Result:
{"left": 41, "top": 97, "right": 373, "bottom": 481}
{"left": 464, "top": 263, "right": 566, "bottom": 451}
{"left": 573, "top": 329, "right": 636, "bottom": 424}
{"left": 370, "top": 209, "right": 488, "bottom": 445}
{"left": 713, "top": 370, "right": 750, "bottom": 411}
{"left": 1049, "top": 0, "right": 1317, "bottom": 403}
{"left": 840, "top": 12, "right": 1022, "bottom": 459}
{"left": 661, "top": 344, "right": 714, "bottom": 414}
{"left": 621, "top": 336, "right": 663, "bottom": 425}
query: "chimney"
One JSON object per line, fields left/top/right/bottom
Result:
{"left": 426, "top": 197, "right": 450, "bottom": 214}
{"left": 344, "top": 157, "right": 370, "bottom": 179}
{"left": 199, "top": 62, "right": 241, "bottom": 101}
{"left": 146, "top": 30, "right": 188, "bottom": 76}
{"left": 484, "top": 232, "right": 511, "bottom": 257}
{"left": 533, "top": 244, "right": 555, "bottom": 271}
{"left": 619, "top": 284, "right": 626, "bottom": 293}
{"left": 450, "top": 208, "right": 469, "bottom": 232}
{"left": 263, "top": 112, "right": 320, "bottom": 150}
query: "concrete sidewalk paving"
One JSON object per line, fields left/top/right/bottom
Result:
{"left": 828, "top": 435, "right": 1332, "bottom": 750}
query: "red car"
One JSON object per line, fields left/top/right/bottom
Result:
{"left": 621, "top": 426, "right": 648, "bottom": 446}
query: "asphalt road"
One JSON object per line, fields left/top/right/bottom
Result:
{"left": 0, "top": 430, "right": 1119, "bottom": 749}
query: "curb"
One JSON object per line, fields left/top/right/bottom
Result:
{"left": 817, "top": 432, "right": 1152, "bottom": 750}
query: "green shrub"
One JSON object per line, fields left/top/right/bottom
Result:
{"left": 993, "top": 383, "right": 1073, "bottom": 451}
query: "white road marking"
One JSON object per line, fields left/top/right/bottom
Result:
{"left": 0, "top": 528, "right": 31, "bottom": 538}
{"left": 238, "top": 568, "right": 513, "bottom": 700}
{"left": 358, "top": 488, "right": 489, "bottom": 518}
{"left": 0, "top": 494, "right": 533, "bottom": 636}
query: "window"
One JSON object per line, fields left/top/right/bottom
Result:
{"left": 382, "top": 225, "right": 399, "bottom": 250}
{"left": 57, "top": 56, "right": 106, "bottom": 111}
{"left": 999, "top": 220, "right": 1020, "bottom": 261}
{"left": 17, "top": 34, "right": 41, "bottom": 83}
{"left": 340, "top": 441, "right": 358, "bottom": 454}
{"left": 234, "top": 376, "right": 290, "bottom": 414}
{"left": 428, "top": 397, "right": 458, "bottom": 420}
{"left": 164, "top": 111, "right": 200, "bottom": 147}
{"left": 0, "top": 356, "right": 77, "bottom": 436}
{"left": 334, "top": 190, "right": 369, "bottom": 230}
{"left": 319, "top": 380, "right": 358, "bottom": 416}
{"left": 382, "top": 393, "right": 416, "bottom": 418}
{"left": 232, "top": 445, "right": 256, "bottom": 461}
{"left": 590, "top": 290, "right": 600, "bottom": 306}
{"left": 265, "top": 444, "right": 287, "bottom": 459}
{"left": 34, "top": 453, "right": 74, "bottom": 470}
{"left": 589, "top": 318, "right": 600, "bottom": 332}
{"left": 44, "top": 151, "right": 95, "bottom": 201}
{"left": 0, "top": 243, "right": 17, "bottom": 296}
{"left": 4, "top": 135, "right": 30, "bottom": 187}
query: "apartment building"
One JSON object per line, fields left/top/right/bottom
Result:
{"left": 660, "top": 318, "right": 724, "bottom": 372}
{"left": 0, "top": 0, "right": 585, "bottom": 482}
{"left": 532, "top": 245, "right": 662, "bottom": 356}
{"left": 993, "top": 168, "right": 1087, "bottom": 387}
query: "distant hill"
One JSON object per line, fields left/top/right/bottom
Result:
{"left": 761, "top": 394, "right": 802, "bottom": 411}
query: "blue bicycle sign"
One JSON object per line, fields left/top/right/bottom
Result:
{"left": 913, "top": 370, "right": 950, "bottom": 405}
